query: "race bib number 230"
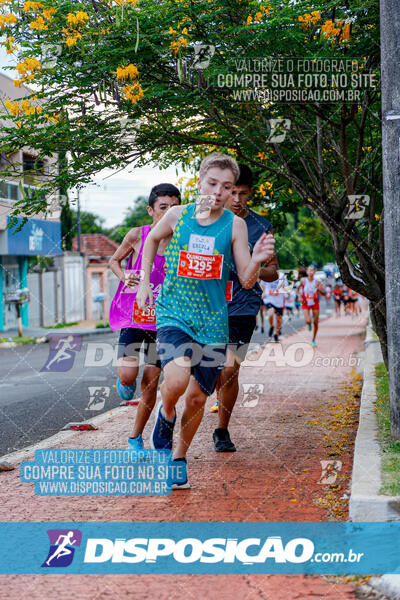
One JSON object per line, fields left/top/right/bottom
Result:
{"left": 133, "top": 301, "right": 156, "bottom": 325}
{"left": 177, "top": 250, "right": 223, "bottom": 280}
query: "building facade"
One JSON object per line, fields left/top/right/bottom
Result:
{"left": 0, "top": 73, "right": 62, "bottom": 332}
{"left": 72, "top": 234, "right": 119, "bottom": 322}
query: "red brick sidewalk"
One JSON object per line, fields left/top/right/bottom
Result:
{"left": 0, "top": 314, "right": 369, "bottom": 599}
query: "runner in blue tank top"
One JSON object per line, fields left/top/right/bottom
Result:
{"left": 212, "top": 164, "right": 279, "bottom": 453}
{"left": 136, "top": 153, "right": 275, "bottom": 489}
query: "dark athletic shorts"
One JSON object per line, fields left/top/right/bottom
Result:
{"left": 264, "top": 302, "right": 284, "bottom": 316}
{"left": 118, "top": 327, "right": 161, "bottom": 369}
{"left": 156, "top": 326, "right": 226, "bottom": 396}
{"left": 227, "top": 315, "right": 257, "bottom": 362}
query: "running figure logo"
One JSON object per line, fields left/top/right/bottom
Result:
{"left": 85, "top": 386, "right": 110, "bottom": 411}
{"left": 42, "top": 529, "right": 82, "bottom": 568}
{"left": 193, "top": 43, "right": 215, "bottom": 69}
{"left": 345, "top": 195, "right": 370, "bottom": 220}
{"left": 195, "top": 194, "right": 215, "bottom": 219}
{"left": 318, "top": 460, "right": 342, "bottom": 484}
{"left": 41, "top": 335, "right": 82, "bottom": 372}
{"left": 267, "top": 118, "right": 291, "bottom": 143}
{"left": 241, "top": 383, "right": 264, "bottom": 408}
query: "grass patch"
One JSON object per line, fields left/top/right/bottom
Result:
{"left": 95, "top": 321, "right": 110, "bottom": 329}
{"left": 51, "top": 322, "right": 79, "bottom": 329}
{"left": 0, "top": 336, "right": 36, "bottom": 344}
{"left": 375, "top": 362, "right": 400, "bottom": 495}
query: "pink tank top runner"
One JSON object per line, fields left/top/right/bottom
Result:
{"left": 109, "top": 225, "right": 165, "bottom": 331}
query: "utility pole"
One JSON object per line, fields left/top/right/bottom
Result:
{"left": 380, "top": 0, "right": 400, "bottom": 437}
{"left": 77, "top": 188, "right": 81, "bottom": 253}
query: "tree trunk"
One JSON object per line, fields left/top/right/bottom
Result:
{"left": 369, "top": 298, "right": 388, "bottom": 367}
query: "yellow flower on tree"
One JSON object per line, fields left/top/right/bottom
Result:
{"left": 42, "top": 7, "right": 56, "bottom": 20}
{"left": 116, "top": 64, "right": 139, "bottom": 80}
{"left": 15, "top": 57, "right": 42, "bottom": 85}
{"left": 5, "top": 35, "right": 17, "bottom": 54}
{"left": 23, "top": 1, "right": 43, "bottom": 11}
{"left": 247, "top": 4, "right": 271, "bottom": 25}
{"left": 67, "top": 11, "right": 89, "bottom": 27}
{"left": 5, "top": 98, "right": 42, "bottom": 117}
{"left": 62, "top": 28, "right": 82, "bottom": 47}
{"left": 123, "top": 82, "right": 144, "bottom": 104}
{"left": 321, "top": 19, "right": 350, "bottom": 43}
{"left": 0, "top": 13, "right": 17, "bottom": 29}
{"left": 110, "top": 0, "right": 138, "bottom": 6}
{"left": 115, "top": 63, "right": 143, "bottom": 104}
{"left": 298, "top": 11, "right": 321, "bottom": 28}
{"left": 30, "top": 16, "right": 48, "bottom": 30}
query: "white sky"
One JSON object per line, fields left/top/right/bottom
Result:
{"left": 0, "top": 46, "right": 187, "bottom": 227}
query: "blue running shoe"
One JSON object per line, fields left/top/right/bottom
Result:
{"left": 128, "top": 434, "right": 144, "bottom": 451}
{"left": 311, "top": 339, "right": 317, "bottom": 347}
{"left": 117, "top": 378, "right": 136, "bottom": 401}
{"left": 307, "top": 323, "right": 312, "bottom": 331}
{"left": 170, "top": 457, "right": 190, "bottom": 489}
{"left": 151, "top": 401, "right": 176, "bottom": 450}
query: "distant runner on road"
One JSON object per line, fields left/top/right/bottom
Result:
{"left": 260, "top": 272, "right": 289, "bottom": 343}
{"left": 298, "top": 265, "right": 326, "bottom": 347}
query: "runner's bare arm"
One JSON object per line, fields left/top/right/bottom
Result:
{"left": 317, "top": 281, "right": 326, "bottom": 295}
{"left": 259, "top": 255, "right": 279, "bottom": 282}
{"left": 260, "top": 229, "right": 279, "bottom": 282}
{"left": 232, "top": 217, "right": 275, "bottom": 289}
{"left": 136, "top": 206, "right": 182, "bottom": 309}
{"left": 108, "top": 227, "right": 142, "bottom": 286}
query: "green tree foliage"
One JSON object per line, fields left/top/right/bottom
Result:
{"left": 276, "top": 210, "right": 336, "bottom": 269}
{"left": 72, "top": 209, "right": 106, "bottom": 234}
{"left": 108, "top": 196, "right": 151, "bottom": 243}
{"left": 0, "top": 0, "right": 385, "bottom": 356}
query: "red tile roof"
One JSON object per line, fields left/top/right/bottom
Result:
{"left": 72, "top": 234, "right": 119, "bottom": 257}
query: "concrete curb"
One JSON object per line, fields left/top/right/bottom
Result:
{"left": 349, "top": 325, "right": 400, "bottom": 521}
{"left": 45, "top": 327, "right": 113, "bottom": 338}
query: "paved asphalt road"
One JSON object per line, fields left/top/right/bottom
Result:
{"left": 0, "top": 299, "right": 334, "bottom": 456}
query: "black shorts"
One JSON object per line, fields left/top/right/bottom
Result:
{"left": 227, "top": 315, "right": 257, "bottom": 361}
{"left": 117, "top": 327, "right": 161, "bottom": 369}
{"left": 264, "top": 303, "right": 284, "bottom": 316}
{"left": 156, "top": 326, "right": 226, "bottom": 396}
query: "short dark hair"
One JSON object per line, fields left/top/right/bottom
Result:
{"left": 236, "top": 164, "right": 253, "bottom": 187}
{"left": 148, "top": 183, "right": 181, "bottom": 208}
